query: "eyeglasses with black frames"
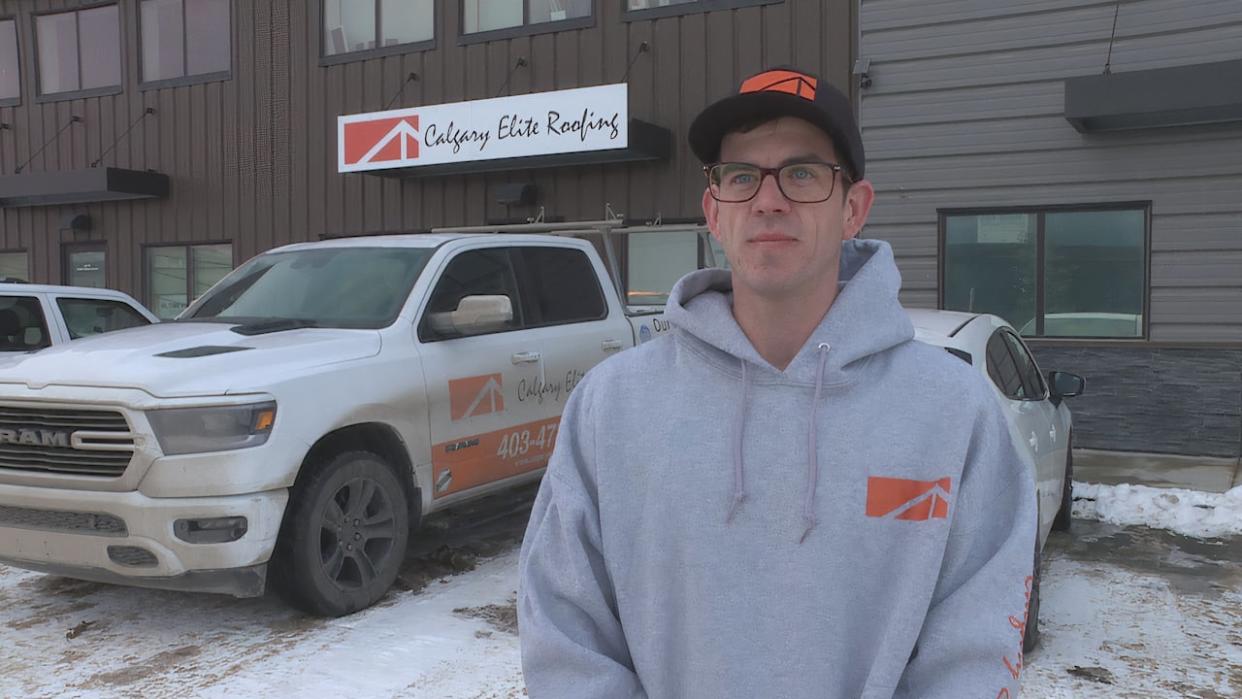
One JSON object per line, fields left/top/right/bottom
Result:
{"left": 704, "top": 161, "right": 847, "bottom": 204}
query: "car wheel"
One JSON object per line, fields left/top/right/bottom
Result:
{"left": 1023, "top": 540, "right": 1042, "bottom": 654}
{"left": 272, "top": 450, "right": 410, "bottom": 617}
{"left": 1052, "top": 432, "right": 1073, "bottom": 532}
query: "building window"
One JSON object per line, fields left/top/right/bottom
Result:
{"left": 0, "top": 19, "right": 19, "bottom": 104}
{"left": 140, "top": 0, "right": 231, "bottom": 84}
{"left": 0, "top": 251, "right": 28, "bottom": 282}
{"left": 462, "top": 0, "right": 591, "bottom": 35}
{"left": 323, "top": 0, "right": 433, "bottom": 57}
{"left": 941, "top": 206, "right": 1147, "bottom": 339}
{"left": 35, "top": 5, "right": 122, "bottom": 97}
{"left": 63, "top": 245, "right": 106, "bottom": 288}
{"left": 146, "top": 243, "right": 233, "bottom": 319}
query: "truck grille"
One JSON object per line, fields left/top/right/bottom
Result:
{"left": 0, "top": 406, "right": 135, "bottom": 477}
{"left": 0, "top": 504, "right": 127, "bottom": 536}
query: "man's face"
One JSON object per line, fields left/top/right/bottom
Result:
{"left": 702, "top": 117, "right": 873, "bottom": 302}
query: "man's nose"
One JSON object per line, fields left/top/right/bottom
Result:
{"left": 752, "top": 172, "right": 791, "bottom": 214}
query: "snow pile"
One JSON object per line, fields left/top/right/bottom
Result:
{"left": 1072, "top": 482, "right": 1242, "bottom": 539}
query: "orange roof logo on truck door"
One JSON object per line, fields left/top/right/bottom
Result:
{"left": 450, "top": 373, "right": 505, "bottom": 421}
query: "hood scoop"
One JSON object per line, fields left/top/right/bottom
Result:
{"left": 155, "top": 346, "right": 253, "bottom": 359}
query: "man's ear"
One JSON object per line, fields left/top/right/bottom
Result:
{"left": 841, "top": 179, "right": 876, "bottom": 241}
{"left": 703, "top": 188, "right": 722, "bottom": 240}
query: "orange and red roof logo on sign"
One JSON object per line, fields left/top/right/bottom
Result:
{"left": 865, "top": 476, "right": 952, "bottom": 520}
{"left": 449, "top": 373, "right": 505, "bottom": 421}
{"left": 343, "top": 114, "right": 420, "bottom": 166}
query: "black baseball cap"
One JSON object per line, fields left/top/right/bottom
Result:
{"left": 688, "top": 67, "right": 865, "bottom": 180}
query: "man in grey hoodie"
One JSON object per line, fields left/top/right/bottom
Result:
{"left": 519, "top": 66, "right": 1037, "bottom": 699}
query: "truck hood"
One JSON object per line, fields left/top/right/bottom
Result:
{"left": 0, "top": 322, "right": 383, "bottom": 398}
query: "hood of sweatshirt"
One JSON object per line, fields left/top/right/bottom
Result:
{"left": 662, "top": 238, "right": 915, "bottom": 541}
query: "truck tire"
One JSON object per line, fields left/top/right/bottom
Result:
{"left": 272, "top": 450, "right": 409, "bottom": 617}
{"left": 1023, "top": 540, "right": 1042, "bottom": 654}
{"left": 1052, "top": 433, "right": 1073, "bottom": 532}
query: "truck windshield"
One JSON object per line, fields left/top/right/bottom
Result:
{"left": 184, "top": 247, "right": 433, "bottom": 329}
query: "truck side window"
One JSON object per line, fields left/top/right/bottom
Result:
{"left": 0, "top": 295, "right": 51, "bottom": 351}
{"left": 514, "top": 246, "right": 608, "bottom": 327}
{"left": 418, "top": 248, "right": 523, "bottom": 342}
{"left": 57, "top": 298, "right": 152, "bottom": 339}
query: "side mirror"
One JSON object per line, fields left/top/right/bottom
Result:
{"left": 1048, "top": 371, "right": 1085, "bottom": 399}
{"left": 428, "top": 295, "right": 514, "bottom": 337}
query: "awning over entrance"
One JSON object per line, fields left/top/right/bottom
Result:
{"left": 0, "top": 167, "right": 170, "bottom": 207}
{"left": 1064, "top": 59, "right": 1242, "bottom": 133}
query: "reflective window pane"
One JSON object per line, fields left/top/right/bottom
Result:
{"left": 191, "top": 244, "right": 233, "bottom": 299}
{"left": 463, "top": 0, "right": 522, "bottom": 33}
{"left": 944, "top": 213, "right": 1037, "bottom": 332}
{"left": 186, "top": 0, "right": 231, "bottom": 75}
{"left": 324, "top": 0, "right": 377, "bottom": 55}
{"left": 1044, "top": 210, "right": 1145, "bottom": 338}
{"left": 78, "top": 5, "right": 122, "bottom": 90}
{"left": 530, "top": 0, "right": 591, "bottom": 24}
{"left": 148, "top": 247, "right": 188, "bottom": 319}
{"left": 67, "top": 250, "right": 106, "bottom": 288}
{"left": 517, "top": 247, "right": 606, "bottom": 324}
{"left": 0, "top": 296, "right": 50, "bottom": 351}
{"left": 0, "top": 20, "right": 19, "bottom": 100}
{"left": 626, "top": 231, "right": 699, "bottom": 306}
{"left": 141, "top": 0, "right": 185, "bottom": 81}
{"left": 380, "top": 0, "right": 433, "bottom": 46}
{"left": 0, "top": 252, "right": 27, "bottom": 281}
{"left": 36, "top": 12, "right": 79, "bottom": 94}
{"left": 57, "top": 298, "right": 151, "bottom": 340}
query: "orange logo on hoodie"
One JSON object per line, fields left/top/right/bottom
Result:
{"left": 865, "top": 477, "right": 952, "bottom": 520}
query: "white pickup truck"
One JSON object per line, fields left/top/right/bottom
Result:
{"left": 0, "top": 233, "right": 670, "bottom": 615}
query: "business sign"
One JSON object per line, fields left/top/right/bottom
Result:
{"left": 338, "top": 84, "right": 629, "bottom": 174}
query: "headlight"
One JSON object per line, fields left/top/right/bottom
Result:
{"left": 147, "top": 402, "right": 277, "bottom": 456}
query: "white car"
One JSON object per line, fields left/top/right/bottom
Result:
{"left": 907, "top": 309, "right": 1084, "bottom": 652}
{"left": 0, "top": 283, "right": 158, "bottom": 352}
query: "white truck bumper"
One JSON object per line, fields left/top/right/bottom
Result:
{"left": 0, "top": 482, "right": 288, "bottom": 597}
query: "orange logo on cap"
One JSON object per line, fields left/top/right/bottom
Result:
{"left": 866, "top": 477, "right": 952, "bottom": 520}
{"left": 740, "top": 69, "right": 818, "bottom": 101}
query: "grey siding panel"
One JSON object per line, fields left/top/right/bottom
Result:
{"left": 860, "top": 0, "right": 1242, "bottom": 354}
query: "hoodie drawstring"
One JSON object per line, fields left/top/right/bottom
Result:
{"left": 800, "top": 343, "right": 831, "bottom": 543}
{"left": 724, "top": 343, "right": 831, "bottom": 543}
{"left": 726, "top": 359, "right": 749, "bottom": 524}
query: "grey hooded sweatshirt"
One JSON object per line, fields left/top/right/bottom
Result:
{"left": 519, "top": 238, "right": 1037, "bottom": 699}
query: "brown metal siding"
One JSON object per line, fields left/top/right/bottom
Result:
{"left": 0, "top": 0, "right": 853, "bottom": 300}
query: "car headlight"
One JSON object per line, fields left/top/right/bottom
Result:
{"left": 147, "top": 402, "right": 277, "bottom": 456}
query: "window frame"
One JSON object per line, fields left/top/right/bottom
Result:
{"left": 937, "top": 201, "right": 1152, "bottom": 342}
{"left": 622, "top": 0, "right": 782, "bottom": 23}
{"left": 31, "top": 1, "right": 124, "bottom": 103}
{"left": 138, "top": 0, "right": 233, "bottom": 90}
{"left": 0, "top": 17, "right": 22, "bottom": 107}
{"left": 458, "top": 0, "right": 595, "bottom": 46}
{"left": 319, "top": 0, "right": 436, "bottom": 66}
{"left": 999, "top": 328, "right": 1049, "bottom": 401}
{"left": 142, "top": 241, "right": 235, "bottom": 319}
{"left": 61, "top": 242, "right": 108, "bottom": 288}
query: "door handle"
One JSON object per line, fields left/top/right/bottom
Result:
{"left": 601, "top": 339, "right": 623, "bottom": 352}
{"left": 511, "top": 351, "right": 542, "bottom": 365}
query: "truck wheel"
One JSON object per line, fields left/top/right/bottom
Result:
{"left": 1052, "top": 433, "right": 1073, "bottom": 532}
{"left": 1023, "top": 540, "right": 1042, "bottom": 654}
{"left": 272, "top": 450, "right": 409, "bottom": 617}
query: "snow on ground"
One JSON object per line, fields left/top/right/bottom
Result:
{"left": 1073, "top": 481, "right": 1242, "bottom": 539}
{"left": 2, "top": 508, "right": 1239, "bottom": 697}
